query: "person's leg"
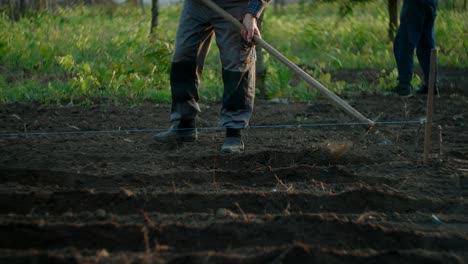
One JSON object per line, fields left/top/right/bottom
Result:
{"left": 153, "top": 0, "right": 214, "bottom": 142}
{"left": 170, "top": 0, "right": 215, "bottom": 125}
{"left": 416, "top": 1, "right": 438, "bottom": 94}
{"left": 213, "top": 0, "right": 255, "bottom": 129}
{"left": 393, "top": 0, "right": 425, "bottom": 95}
{"left": 212, "top": 0, "right": 255, "bottom": 152}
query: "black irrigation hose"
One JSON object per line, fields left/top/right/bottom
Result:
{"left": 0, "top": 120, "right": 424, "bottom": 137}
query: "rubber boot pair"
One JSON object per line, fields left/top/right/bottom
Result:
{"left": 152, "top": 124, "right": 244, "bottom": 153}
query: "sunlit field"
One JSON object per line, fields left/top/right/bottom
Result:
{"left": 0, "top": 1, "right": 466, "bottom": 104}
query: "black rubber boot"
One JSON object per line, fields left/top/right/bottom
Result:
{"left": 221, "top": 128, "right": 244, "bottom": 153}
{"left": 394, "top": 84, "right": 413, "bottom": 98}
{"left": 152, "top": 120, "right": 197, "bottom": 142}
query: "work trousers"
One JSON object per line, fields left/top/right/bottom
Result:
{"left": 169, "top": 0, "right": 256, "bottom": 129}
{"left": 393, "top": 0, "right": 438, "bottom": 86}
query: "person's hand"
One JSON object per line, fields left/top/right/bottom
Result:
{"left": 242, "top": 13, "right": 261, "bottom": 43}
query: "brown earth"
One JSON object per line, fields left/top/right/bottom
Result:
{"left": 0, "top": 69, "right": 467, "bottom": 263}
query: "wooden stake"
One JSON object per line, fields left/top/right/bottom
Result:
{"left": 423, "top": 49, "right": 438, "bottom": 164}
{"left": 198, "top": 0, "right": 374, "bottom": 128}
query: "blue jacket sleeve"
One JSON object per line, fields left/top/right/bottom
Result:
{"left": 246, "top": 0, "right": 271, "bottom": 18}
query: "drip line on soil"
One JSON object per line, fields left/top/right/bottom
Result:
{"left": 0, "top": 120, "right": 424, "bottom": 138}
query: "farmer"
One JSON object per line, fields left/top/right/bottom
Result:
{"left": 153, "top": 0, "right": 270, "bottom": 153}
{"left": 393, "top": 0, "right": 438, "bottom": 97}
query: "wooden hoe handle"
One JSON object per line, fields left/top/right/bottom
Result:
{"left": 198, "top": 0, "right": 375, "bottom": 127}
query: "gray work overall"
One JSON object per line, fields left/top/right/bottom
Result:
{"left": 169, "top": 0, "right": 256, "bottom": 129}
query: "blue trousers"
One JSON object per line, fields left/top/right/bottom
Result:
{"left": 393, "top": 0, "right": 438, "bottom": 87}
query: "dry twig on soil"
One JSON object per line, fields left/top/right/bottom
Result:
{"left": 274, "top": 174, "right": 295, "bottom": 192}
{"left": 234, "top": 202, "right": 250, "bottom": 221}
{"left": 141, "top": 210, "right": 160, "bottom": 232}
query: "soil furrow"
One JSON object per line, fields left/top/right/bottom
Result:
{"left": 0, "top": 216, "right": 467, "bottom": 254}
{"left": 1, "top": 94, "right": 467, "bottom": 262}
{"left": 0, "top": 188, "right": 464, "bottom": 215}
{"left": 0, "top": 165, "right": 398, "bottom": 188}
{"left": 0, "top": 247, "right": 464, "bottom": 264}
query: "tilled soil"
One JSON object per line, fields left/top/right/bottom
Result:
{"left": 0, "top": 84, "right": 467, "bottom": 263}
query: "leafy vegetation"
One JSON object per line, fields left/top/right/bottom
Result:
{"left": 0, "top": 1, "right": 466, "bottom": 105}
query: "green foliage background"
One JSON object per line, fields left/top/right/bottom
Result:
{"left": 0, "top": 1, "right": 466, "bottom": 105}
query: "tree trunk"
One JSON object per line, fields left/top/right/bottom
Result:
{"left": 274, "top": 0, "right": 285, "bottom": 13}
{"left": 34, "top": 0, "right": 42, "bottom": 11}
{"left": 139, "top": 0, "right": 145, "bottom": 14}
{"left": 388, "top": 0, "right": 398, "bottom": 42}
{"left": 150, "top": 0, "right": 158, "bottom": 36}
{"left": 19, "top": 0, "right": 27, "bottom": 18}
{"left": 9, "top": 0, "right": 19, "bottom": 20}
